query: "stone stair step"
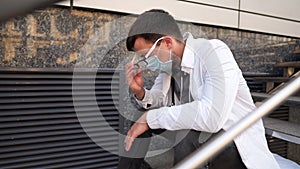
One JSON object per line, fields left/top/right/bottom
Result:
{"left": 242, "top": 72, "right": 280, "bottom": 77}
{"left": 252, "top": 77, "right": 290, "bottom": 82}
{"left": 263, "top": 117, "right": 300, "bottom": 144}
{"left": 274, "top": 61, "right": 300, "bottom": 68}
{"left": 251, "top": 92, "right": 300, "bottom": 107}
{"left": 252, "top": 76, "right": 294, "bottom": 92}
{"left": 274, "top": 61, "right": 300, "bottom": 77}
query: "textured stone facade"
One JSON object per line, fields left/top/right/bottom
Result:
{"left": 0, "top": 7, "right": 127, "bottom": 68}
{"left": 0, "top": 6, "right": 299, "bottom": 73}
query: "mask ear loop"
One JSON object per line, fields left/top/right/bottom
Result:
{"left": 144, "top": 37, "right": 164, "bottom": 59}
{"left": 157, "top": 38, "right": 172, "bottom": 63}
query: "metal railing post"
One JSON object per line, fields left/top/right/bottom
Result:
{"left": 174, "top": 76, "right": 300, "bottom": 169}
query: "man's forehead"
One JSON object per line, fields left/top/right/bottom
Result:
{"left": 133, "top": 37, "right": 153, "bottom": 52}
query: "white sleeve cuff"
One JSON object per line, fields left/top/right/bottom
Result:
{"left": 146, "top": 109, "right": 163, "bottom": 129}
{"left": 135, "top": 88, "right": 152, "bottom": 109}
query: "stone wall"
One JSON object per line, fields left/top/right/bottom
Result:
{"left": 0, "top": 6, "right": 299, "bottom": 72}
{"left": 0, "top": 7, "right": 127, "bottom": 69}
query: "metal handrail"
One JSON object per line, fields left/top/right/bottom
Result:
{"left": 174, "top": 76, "right": 300, "bottom": 169}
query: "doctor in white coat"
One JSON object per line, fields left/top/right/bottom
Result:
{"left": 121, "top": 9, "right": 280, "bottom": 169}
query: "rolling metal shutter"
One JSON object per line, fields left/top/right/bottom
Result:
{"left": 0, "top": 68, "right": 120, "bottom": 169}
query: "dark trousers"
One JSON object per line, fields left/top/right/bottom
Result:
{"left": 117, "top": 129, "right": 247, "bottom": 169}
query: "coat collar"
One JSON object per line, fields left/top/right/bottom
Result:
{"left": 181, "top": 32, "right": 195, "bottom": 74}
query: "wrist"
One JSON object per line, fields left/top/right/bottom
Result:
{"left": 135, "top": 88, "right": 145, "bottom": 100}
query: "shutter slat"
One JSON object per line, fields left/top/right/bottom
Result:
{"left": 0, "top": 137, "right": 118, "bottom": 158}
{"left": 1, "top": 137, "right": 113, "bottom": 154}
{"left": 0, "top": 85, "right": 119, "bottom": 91}
{"left": 0, "top": 73, "right": 119, "bottom": 79}
{"left": 0, "top": 106, "right": 118, "bottom": 116}
{"left": 0, "top": 90, "right": 118, "bottom": 97}
{"left": 1, "top": 116, "right": 118, "bottom": 135}
{"left": 0, "top": 128, "right": 118, "bottom": 146}
{"left": 0, "top": 114, "right": 118, "bottom": 123}
{"left": 0, "top": 95, "right": 119, "bottom": 104}
{"left": 0, "top": 118, "right": 119, "bottom": 129}
{"left": 0, "top": 147, "right": 118, "bottom": 168}
{"left": 0, "top": 121, "right": 118, "bottom": 135}
{"left": 0, "top": 101, "right": 118, "bottom": 110}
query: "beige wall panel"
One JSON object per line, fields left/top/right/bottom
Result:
{"left": 241, "top": 0, "right": 300, "bottom": 21}
{"left": 74, "top": 0, "right": 238, "bottom": 28}
{"left": 240, "top": 12, "right": 300, "bottom": 38}
{"left": 186, "top": 0, "right": 239, "bottom": 9}
{"left": 172, "top": 1, "right": 238, "bottom": 27}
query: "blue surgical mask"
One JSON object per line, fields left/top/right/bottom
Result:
{"left": 146, "top": 55, "right": 172, "bottom": 74}
{"left": 143, "top": 37, "right": 173, "bottom": 74}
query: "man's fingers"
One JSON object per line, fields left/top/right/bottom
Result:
{"left": 124, "top": 115, "right": 149, "bottom": 152}
{"left": 125, "top": 135, "right": 135, "bottom": 151}
{"left": 136, "top": 67, "right": 142, "bottom": 76}
{"left": 136, "top": 66, "right": 142, "bottom": 73}
{"left": 125, "top": 64, "right": 134, "bottom": 83}
{"left": 124, "top": 125, "right": 137, "bottom": 152}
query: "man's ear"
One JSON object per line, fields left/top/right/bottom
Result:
{"left": 162, "top": 36, "right": 173, "bottom": 49}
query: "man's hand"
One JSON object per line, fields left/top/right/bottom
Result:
{"left": 125, "top": 112, "right": 149, "bottom": 151}
{"left": 126, "top": 63, "right": 145, "bottom": 100}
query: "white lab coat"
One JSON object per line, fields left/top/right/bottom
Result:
{"left": 136, "top": 32, "right": 280, "bottom": 169}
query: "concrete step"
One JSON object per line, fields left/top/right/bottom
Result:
{"left": 251, "top": 92, "right": 300, "bottom": 107}
{"left": 274, "top": 61, "right": 300, "bottom": 68}
{"left": 252, "top": 77, "right": 291, "bottom": 92}
{"left": 253, "top": 76, "right": 290, "bottom": 82}
{"left": 274, "top": 61, "right": 300, "bottom": 77}
{"left": 263, "top": 117, "right": 300, "bottom": 144}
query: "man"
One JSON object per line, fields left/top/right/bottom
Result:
{"left": 119, "top": 9, "right": 280, "bottom": 169}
